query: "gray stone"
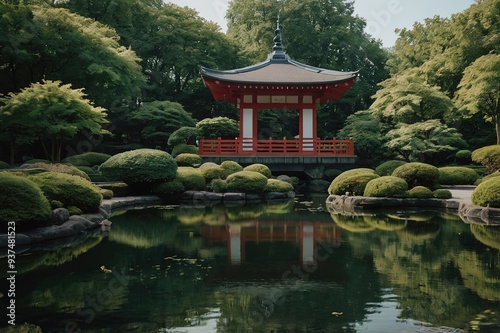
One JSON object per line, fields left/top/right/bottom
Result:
{"left": 305, "top": 165, "right": 325, "bottom": 179}
{"left": 51, "top": 208, "right": 70, "bottom": 225}
{"left": 246, "top": 193, "right": 262, "bottom": 201}
{"left": 264, "top": 192, "right": 288, "bottom": 200}
{"left": 224, "top": 192, "right": 246, "bottom": 201}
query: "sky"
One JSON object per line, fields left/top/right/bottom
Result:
{"left": 166, "top": 0, "right": 476, "bottom": 47}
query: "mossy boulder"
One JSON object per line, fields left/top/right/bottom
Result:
{"left": 328, "top": 168, "right": 379, "bottom": 195}
{"left": 221, "top": 160, "right": 243, "bottom": 175}
{"left": 171, "top": 144, "right": 198, "bottom": 157}
{"left": 226, "top": 171, "right": 268, "bottom": 193}
{"left": 392, "top": 162, "right": 439, "bottom": 188}
{"left": 407, "top": 186, "right": 433, "bottom": 199}
{"left": 0, "top": 173, "right": 51, "bottom": 226}
{"left": 21, "top": 162, "right": 90, "bottom": 180}
{"left": 174, "top": 153, "right": 202, "bottom": 167}
{"left": 438, "top": 166, "right": 480, "bottom": 185}
{"left": 61, "top": 152, "right": 112, "bottom": 167}
{"left": 99, "top": 149, "right": 177, "bottom": 185}
{"left": 30, "top": 172, "right": 103, "bottom": 213}
{"left": 265, "top": 179, "right": 294, "bottom": 193}
{"left": 176, "top": 167, "right": 205, "bottom": 191}
{"left": 375, "top": 160, "right": 407, "bottom": 176}
{"left": 243, "top": 163, "right": 272, "bottom": 178}
{"left": 363, "top": 176, "right": 408, "bottom": 198}
{"left": 471, "top": 177, "right": 500, "bottom": 208}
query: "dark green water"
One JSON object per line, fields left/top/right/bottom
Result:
{"left": 1, "top": 195, "right": 500, "bottom": 332}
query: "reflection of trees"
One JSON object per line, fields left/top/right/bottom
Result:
{"left": 457, "top": 250, "right": 500, "bottom": 301}
{"left": 364, "top": 214, "right": 407, "bottom": 231}
{"left": 330, "top": 213, "right": 376, "bottom": 233}
{"left": 470, "top": 225, "right": 500, "bottom": 250}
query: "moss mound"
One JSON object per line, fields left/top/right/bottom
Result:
{"left": 375, "top": 160, "right": 407, "bottom": 176}
{"left": 153, "top": 180, "right": 185, "bottom": 196}
{"left": 438, "top": 166, "right": 480, "bottom": 185}
{"left": 61, "top": 152, "right": 112, "bottom": 167}
{"left": 171, "top": 144, "right": 198, "bottom": 157}
{"left": 328, "top": 168, "right": 379, "bottom": 195}
{"left": 364, "top": 176, "right": 408, "bottom": 198}
{"left": 471, "top": 177, "right": 500, "bottom": 208}
{"left": 30, "top": 172, "right": 102, "bottom": 213}
{"left": 174, "top": 153, "right": 202, "bottom": 167}
{"left": 243, "top": 163, "right": 272, "bottom": 178}
{"left": 226, "top": 171, "right": 268, "bottom": 193}
{"left": 265, "top": 179, "right": 294, "bottom": 192}
{"left": 199, "top": 162, "right": 226, "bottom": 182}
{"left": 176, "top": 167, "right": 205, "bottom": 191}
{"left": 392, "top": 162, "right": 439, "bottom": 188}
{"left": 407, "top": 186, "right": 434, "bottom": 199}
{"left": 99, "top": 149, "right": 177, "bottom": 184}
{"left": 221, "top": 160, "right": 243, "bottom": 175}
{"left": 21, "top": 162, "right": 90, "bottom": 180}
{"left": 211, "top": 179, "right": 228, "bottom": 193}
{"left": 0, "top": 173, "right": 51, "bottom": 225}
{"left": 433, "top": 189, "right": 452, "bottom": 199}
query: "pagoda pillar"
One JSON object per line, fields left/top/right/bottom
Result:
{"left": 240, "top": 98, "right": 257, "bottom": 152}
{"left": 299, "top": 96, "right": 317, "bottom": 153}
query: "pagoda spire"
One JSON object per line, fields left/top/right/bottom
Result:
{"left": 270, "top": 15, "right": 288, "bottom": 62}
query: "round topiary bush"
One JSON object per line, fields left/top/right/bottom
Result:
{"left": 171, "top": 144, "right": 199, "bottom": 157}
{"left": 174, "top": 153, "right": 202, "bottom": 167}
{"left": 153, "top": 180, "right": 185, "bottom": 196}
{"left": 392, "top": 162, "right": 439, "bottom": 188}
{"left": 176, "top": 167, "right": 205, "bottom": 191}
{"left": 99, "top": 149, "right": 177, "bottom": 185}
{"left": 375, "top": 160, "right": 407, "bottom": 176}
{"left": 61, "top": 152, "right": 112, "bottom": 167}
{"left": 211, "top": 179, "right": 228, "bottom": 193}
{"left": 199, "top": 162, "right": 226, "bottom": 182}
{"left": 221, "top": 160, "right": 243, "bottom": 175}
{"left": 265, "top": 179, "right": 294, "bottom": 192}
{"left": 328, "top": 168, "right": 379, "bottom": 195}
{"left": 243, "top": 163, "right": 272, "bottom": 178}
{"left": 30, "top": 172, "right": 103, "bottom": 213}
{"left": 438, "top": 166, "right": 480, "bottom": 185}
{"left": 407, "top": 186, "right": 433, "bottom": 199}
{"left": 433, "top": 189, "right": 452, "bottom": 199}
{"left": 472, "top": 145, "right": 500, "bottom": 174}
{"left": 167, "top": 126, "right": 199, "bottom": 147}
{"left": 363, "top": 176, "right": 408, "bottom": 198}
{"left": 226, "top": 171, "right": 268, "bottom": 193}
{"left": 21, "top": 162, "right": 90, "bottom": 180}
{"left": 478, "top": 171, "right": 500, "bottom": 184}
{"left": 0, "top": 173, "right": 51, "bottom": 226}
{"left": 471, "top": 177, "right": 500, "bottom": 208}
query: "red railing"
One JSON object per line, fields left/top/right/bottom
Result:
{"left": 198, "top": 137, "right": 354, "bottom": 156}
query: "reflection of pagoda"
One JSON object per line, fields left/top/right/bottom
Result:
{"left": 200, "top": 221, "right": 341, "bottom": 265}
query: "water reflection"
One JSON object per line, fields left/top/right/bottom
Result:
{"left": 1, "top": 196, "right": 499, "bottom": 332}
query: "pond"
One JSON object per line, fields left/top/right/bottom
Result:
{"left": 1, "top": 194, "right": 500, "bottom": 333}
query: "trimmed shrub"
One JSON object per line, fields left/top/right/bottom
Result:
{"left": 211, "top": 179, "right": 228, "bottom": 193}
{"left": 30, "top": 172, "right": 102, "bottom": 213}
{"left": 478, "top": 171, "right": 500, "bottom": 184}
{"left": 100, "top": 189, "right": 114, "bottom": 199}
{"left": 199, "top": 162, "right": 226, "bottom": 182}
{"left": 99, "top": 149, "right": 177, "bottom": 184}
{"left": 455, "top": 150, "right": 471, "bottom": 162}
{"left": 176, "top": 167, "right": 205, "bottom": 190}
{"left": 67, "top": 206, "right": 82, "bottom": 216}
{"left": 175, "top": 153, "right": 202, "bottom": 167}
{"left": 243, "top": 163, "right": 272, "bottom": 178}
{"left": 265, "top": 179, "right": 294, "bottom": 192}
{"left": 0, "top": 173, "right": 51, "bottom": 225}
{"left": 433, "top": 189, "right": 452, "bottom": 199}
{"left": 226, "top": 171, "right": 268, "bottom": 193}
{"left": 407, "top": 186, "right": 433, "bottom": 199}
{"left": 471, "top": 177, "right": 500, "bottom": 208}
{"left": 438, "top": 166, "right": 480, "bottom": 185}
{"left": 153, "top": 180, "right": 185, "bottom": 196}
{"left": 51, "top": 200, "right": 64, "bottom": 209}
{"left": 472, "top": 145, "right": 500, "bottom": 174}
{"left": 363, "top": 176, "right": 408, "bottom": 198}
{"left": 0, "top": 161, "right": 10, "bottom": 169}
{"left": 167, "top": 126, "right": 199, "bottom": 146}
{"left": 61, "top": 152, "right": 112, "bottom": 167}
{"left": 221, "top": 160, "right": 243, "bottom": 175}
{"left": 392, "top": 162, "right": 440, "bottom": 188}
{"left": 75, "top": 166, "right": 98, "bottom": 175}
{"left": 21, "top": 163, "right": 90, "bottom": 180}
{"left": 171, "top": 144, "right": 198, "bottom": 157}
{"left": 375, "top": 160, "right": 407, "bottom": 176}
{"left": 328, "top": 168, "right": 379, "bottom": 195}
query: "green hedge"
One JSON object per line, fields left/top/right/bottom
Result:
{"left": 438, "top": 166, "right": 480, "bottom": 185}
{"left": 407, "top": 186, "right": 433, "bottom": 199}
{"left": 392, "top": 162, "right": 439, "bottom": 188}
{"left": 364, "top": 176, "right": 408, "bottom": 198}
{"left": 243, "top": 163, "right": 272, "bottom": 178}
{"left": 328, "top": 168, "right": 379, "bottom": 195}
{"left": 23, "top": 163, "right": 90, "bottom": 180}
{"left": 472, "top": 177, "right": 500, "bottom": 208}
{"left": 0, "top": 173, "right": 51, "bottom": 226}
{"left": 153, "top": 180, "right": 185, "bottom": 196}
{"left": 99, "top": 149, "right": 177, "bottom": 184}
{"left": 176, "top": 167, "right": 206, "bottom": 191}
{"left": 265, "top": 179, "right": 294, "bottom": 192}
{"left": 61, "top": 152, "right": 112, "bottom": 167}
{"left": 226, "top": 171, "right": 268, "bottom": 193}
{"left": 175, "top": 153, "right": 202, "bottom": 167}
{"left": 221, "top": 160, "right": 243, "bottom": 176}
{"left": 375, "top": 160, "right": 407, "bottom": 176}
{"left": 30, "top": 172, "right": 102, "bottom": 213}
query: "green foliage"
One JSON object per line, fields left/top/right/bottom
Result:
{"left": 23, "top": 159, "right": 51, "bottom": 164}
{"left": 480, "top": 171, "right": 500, "bottom": 184}
{"left": 153, "top": 180, "right": 185, "bottom": 196}
{"left": 171, "top": 144, "right": 199, "bottom": 157}
{"left": 226, "top": 171, "right": 268, "bottom": 193}
{"left": 407, "top": 186, "right": 433, "bottom": 199}
{"left": 364, "top": 176, "right": 408, "bottom": 198}
{"left": 99, "top": 149, "right": 177, "bottom": 184}
{"left": 67, "top": 206, "right": 83, "bottom": 216}
{"left": 211, "top": 179, "right": 228, "bottom": 193}
{"left": 30, "top": 172, "right": 102, "bottom": 213}
{"left": 455, "top": 150, "right": 472, "bottom": 163}
{"left": 471, "top": 145, "right": 500, "bottom": 174}
{"left": 196, "top": 117, "right": 239, "bottom": 139}
{"left": 471, "top": 177, "right": 500, "bottom": 208}
{"left": 375, "top": 160, "right": 407, "bottom": 176}
{"left": 21, "top": 163, "right": 90, "bottom": 180}
{"left": 0, "top": 173, "right": 51, "bottom": 225}
{"left": 328, "top": 168, "right": 379, "bottom": 195}
{"left": 221, "top": 160, "right": 243, "bottom": 175}
{"left": 0, "top": 161, "right": 9, "bottom": 169}
{"left": 433, "top": 189, "right": 452, "bottom": 199}
{"left": 75, "top": 166, "right": 98, "bottom": 175}
{"left": 100, "top": 189, "right": 114, "bottom": 199}
{"left": 167, "top": 127, "right": 199, "bottom": 147}
{"left": 438, "top": 167, "right": 480, "bottom": 185}
{"left": 243, "top": 163, "right": 272, "bottom": 178}
{"left": 50, "top": 200, "right": 64, "bottom": 209}
{"left": 61, "top": 152, "right": 112, "bottom": 167}
{"left": 176, "top": 167, "right": 206, "bottom": 191}
{"left": 199, "top": 164, "right": 226, "bottom": 183}
{"left": 174, "top": 153, "right": 202, "bottom": 167}
{"left": 392, "top": 162, "right": 440, "bottom": 188}
{"left": 264, "top": 179, "right": 294, "bottom": 193}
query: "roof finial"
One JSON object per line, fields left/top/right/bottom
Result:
{"left": 271, "top": 11, "right": 287, "bottom": 61}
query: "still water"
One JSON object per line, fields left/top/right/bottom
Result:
{"left": 1, "top": 194, "right": 500, "bottom": 333}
